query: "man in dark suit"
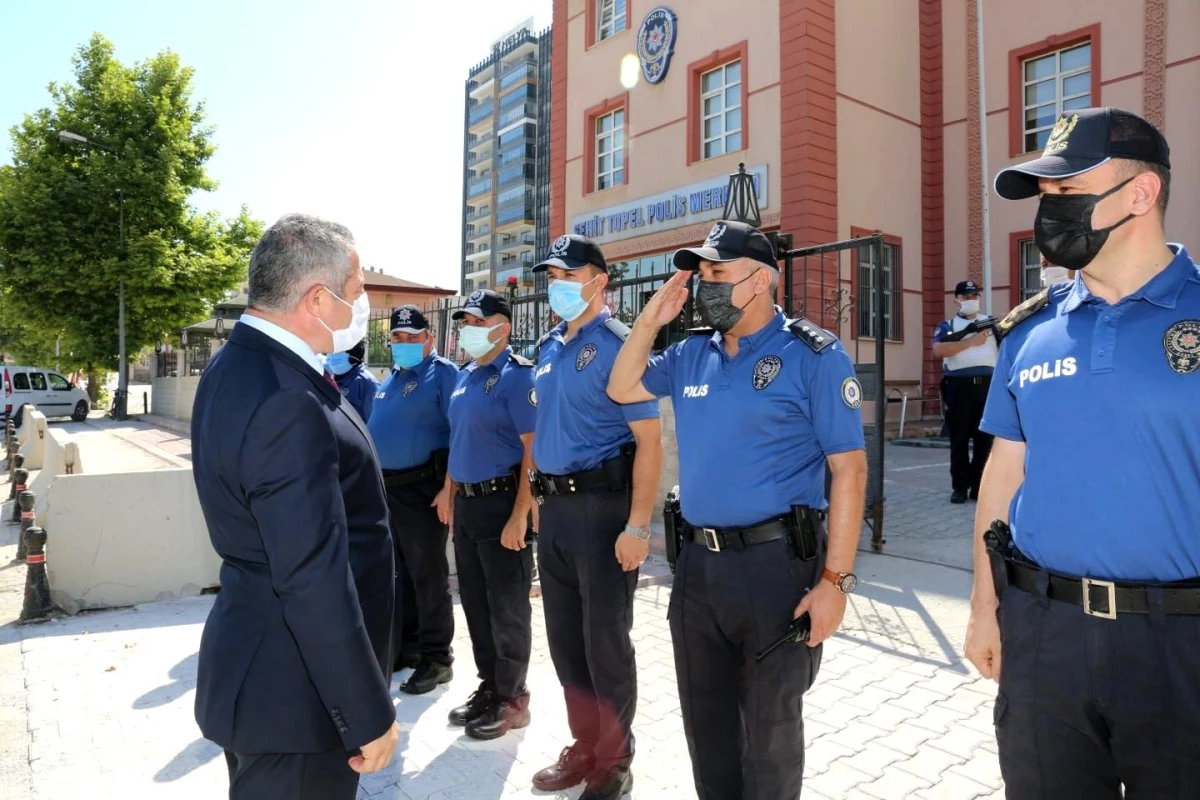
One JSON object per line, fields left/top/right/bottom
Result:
{"left": 191, "top": 213, "right": 399, "bottom": 799}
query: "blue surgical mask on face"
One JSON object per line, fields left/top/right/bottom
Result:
{"left": 391, "top": 342, "right": 425, "bottom": 370}
{"left": 547, "top": 274, "right": 601, "bottom": 322}
{"left": 325, "top": 351, "right": 352, "bottom": 376}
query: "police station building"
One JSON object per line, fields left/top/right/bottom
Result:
{"left": 548, "top": 0, "right": 1199, "bottom": 405}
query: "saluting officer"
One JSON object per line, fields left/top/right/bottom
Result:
{"left": 442, "top": 289, "right": 538, "bottom": 740}
{"left": 526, "top": 235, "right": 663, "bottom": 800}
{"left": 966, "top": 107, "right": 1200, "bottom": 798}
{"left": 608, "top": 221, "right": 868, "bottom": 800}
{"left": 327, "top": 338, "right": 379, "bottom": 421}
{"left": 366, "top": 305, "right": 459, "bottom": 691}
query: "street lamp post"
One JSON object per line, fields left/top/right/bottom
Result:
{"left": 58, "top": 130, "right": 128, "bottom": 420}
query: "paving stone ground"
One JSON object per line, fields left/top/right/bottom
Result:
{"left": 0, "top": 429, "right": 1004, "bottom": 799}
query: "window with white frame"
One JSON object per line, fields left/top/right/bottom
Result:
{"left": 856, "top": 241, "right": 903, "bottom": 341}
{"left": 597, "top": 0, "right": 627, "bottom": 42}
{"left": 1018, "top": 238, "right": 1043, "bottom": 301}
{"left": 595, "top": 108, "right": 625, "bottom": 190}
{"left": 700, "top": 61, "right": 743, "bottom": 160}
{"left": 1022, "top": 42, "right": 1091, "bottom": 153}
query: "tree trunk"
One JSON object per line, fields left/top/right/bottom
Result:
{"left": 86, "top": 363, "right": 101, "bottom": 404}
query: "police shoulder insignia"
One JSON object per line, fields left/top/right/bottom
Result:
{"left": 576, "top": 343, "right": 599, "bottom": 371}
{"left": 511, "top": 354, "right": 534, "bottom": 367}
{"left": 1163, "top": 319, "right": 1200, "bottom": 375}
{"left": 533, "top": 331, "right": 554, "bottom": 364}
{"left": 402, "top": 379, "right": 419, "bottom": 397}
{"left": 603, "top": 317, "right": 631, "bottom": 341}
{"left": 841, "top": 377, "right": 863, "bottom": 409}
{"left": 752, "top": 356, "right": 783, "bottom": 390}
{"left": 787, "top": 318, "right": 835, "bottom": 353}
{"left": 528, "top": 388, "right": 538, "bottom": 407}
{"left": 483, "top": 374, "right": 500, "bottom": 394}
{"left": 994, "top": 288, "right": 1050, "bottom": 343}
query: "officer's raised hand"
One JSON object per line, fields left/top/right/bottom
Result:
{"left": 636, "top": 270, "right": 691, "bottom": 330}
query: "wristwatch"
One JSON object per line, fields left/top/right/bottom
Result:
{"left": 624, "top": 523, "right": 651, "bottom": 542}
{"left": 822, "top": 568, "right": 858, "bottom": 594}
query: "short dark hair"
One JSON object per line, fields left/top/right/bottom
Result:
{"left": 1118, "top": 159, "right": 1171, "bottom": 214}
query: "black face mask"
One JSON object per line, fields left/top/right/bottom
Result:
{"left": 1034, "top": 177, "right": 1134, "bottom": 271}
{"left": 695, "top": 270, "right": 759, "bottom": 333}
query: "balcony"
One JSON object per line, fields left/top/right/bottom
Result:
{"left": 497, "top": 204, "right": 534, "bottom": 226}
{"left": 468, "top": 102, "right": 493, "bottom": 127}
{"left": 498, "top": 103, "right": 537, "bottom": 129}
{"left": 470, "top": 224, "right": 491, "bottom": 240}
{"left": 466, "top": 244, "right": 491, "bottom": 262}
{"left": 498, "top": 232, "right": 535, "bottom": 251}
{"left": 466, "top": 177, "right": 492, "bottom": 198}
{"left": 499, "top": 63, "right": 537, "bottom": 90}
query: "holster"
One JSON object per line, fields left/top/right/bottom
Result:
{"left": 603, "top": 442, "right": 637, "bottom": 491}
{"left": 789, "top": 505, "right": 821, "bottom": 561}
{"left": 528, "top": 468, "right": 546, "bottom": 505}
{"left": 983, "top": 519, "right": 1013, "bottom": 600}
{"left": 664, "top": 488, "right": 682, "bottom": 572}
{"left": 431, "top": 448, "right": 449, "bottom": 484}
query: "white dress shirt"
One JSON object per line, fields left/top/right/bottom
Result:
{"left": 236, "top": 313, "right": 325, "bottom": 375}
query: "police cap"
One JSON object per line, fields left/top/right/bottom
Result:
{"left": 672, "top": 220, "right": 777, "bottom": 272}
{"left": 452, "top": 289, "right": 512, "bottom": 321}
{"left": 954, "top": 280, "right": 981, "bottom": 297}
{"left": 390, "top": 305, "right": 429, "bottom": 334}
{"left": 533, "top": 234, "right": 608, "bottom": 273}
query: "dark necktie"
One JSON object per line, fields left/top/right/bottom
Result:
{"left": 323, "top": 370, "right": 339, "bottom": 391}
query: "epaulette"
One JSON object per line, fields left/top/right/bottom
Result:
{"left": 687, "top": 327, "right": 715, "bottom": 336}
{"left": 532, "top": 330, "right": 554, "bottom": 364}
{"left": 994, "top": 288, "right": 1050, "bottom": 343}
{"left": 602, "top": 317, "right": 631, "bottom": 341}
{"left": 787, "top": 318, "right": 836, "bottom": 352}
{"left": 511, "top": 353, "right": 534, "bottom": 367}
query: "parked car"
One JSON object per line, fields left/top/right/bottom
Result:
{"left": 2, "top": 365, "right": 90, "bottom": 422}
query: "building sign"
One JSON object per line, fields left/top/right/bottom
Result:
{"left": 637, "top": 7, "right": 678, "bottom": 85}
{"left": 571, "top": 164, "right": 768, "bottom": 244}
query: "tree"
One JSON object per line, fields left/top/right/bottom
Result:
{"left": 0, "top": 34, "right": 262, "bottom": 378}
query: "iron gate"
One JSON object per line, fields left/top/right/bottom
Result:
{"left": 781, "top": 234, "right": 888, "bottom": 552}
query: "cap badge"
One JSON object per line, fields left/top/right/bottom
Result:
{"left": 397, "top": 307, "right": 412, "bottom": 324}
{"left": 550, "top": 235, "right": 571, "bottom": 257}
{"left": 704, "top": 222, "right": 728, "bottom": 248}
{"left": 467, "top": 289, "right": 485, "bottom": 306}
{"left": 1043, "top": 114, "right": 1079, "bottom": 156}
{"left": 1163, "top": 319, "right": 1200, "bottom": 376}
{"left": 576, "top": 343, "right": 598, "bottom": 371}
{"left": 752, "top": 355, "right": 782, "bottom": 391}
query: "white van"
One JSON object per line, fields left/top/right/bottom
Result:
{"left": 2, "top": 365, "right": 90, "bottom": 422}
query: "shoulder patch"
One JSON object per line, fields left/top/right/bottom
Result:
{"left": 511, "top": 354, "right": 534, "bottom": 367}
{"left": 602, "top": 317, "right": 631, "bottom": 342}
{"left": 787, "top": 318, "right": 836, "bottom": 352}
{"left": 533, "top": 331, "right": 554, "bottom": 364}
{"left": 994, "top": 288, "right": 1050, "bottom": 343}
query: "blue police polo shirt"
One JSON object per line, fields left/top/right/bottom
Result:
{"left": 641, "top": 309, "right": 866, "bottom": 527}
{"left": 981, "top": 245, "right": 1200, "bottom": 582}
{"left": 367, "top": 353, "right": 458, "bottom": 472}
{"left": 334, "top": 365, "right": 380, "bottom": 422}
{"left": 533, "top": 309, "right": 660, "bottom": 475}
{"left": 447, "top": 346, "right": 537, "bottom": 484}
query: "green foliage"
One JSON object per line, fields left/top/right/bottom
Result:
{"left": 0, "top": 34, "right": 262, "bottom": 372}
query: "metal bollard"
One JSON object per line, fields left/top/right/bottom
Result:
{"left": 6, "top": 438, "right": 16, "bottom": 474}
{"left": 9, "top": 468, "right": 28, "bottom": 523}
{"left": 7, "top": 450, "right": 22, "bottom": 499}
{"left": 19, "top": 526, "right": 53, "bottom": 622}
{"left": 15, "top": 490, "right": 34, "bottom": 561}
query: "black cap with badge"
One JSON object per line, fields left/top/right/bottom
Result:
{"left": 673, "top": 220, "right": 778, "bottom": 272}
{"left": 390, "top": 304, "right": 430, "bottom": 334}
{"left": 452, "top": 289, "right": 512, "bottom": 321}
{"left": 533, "top": 234, "right": 608, "bottom": 273}
{"left": 994, "top": 107, "right": 1170, "bottom": 201}
{"left": 954, "top": 280, "right": 981, "bottom": 297}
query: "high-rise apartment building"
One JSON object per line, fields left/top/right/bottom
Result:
{"left": 461, "top": 19, "right": 553, "bottom": 295}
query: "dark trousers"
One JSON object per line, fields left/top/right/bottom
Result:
{"left": 453, "top": 489, "right": 532, "bottom": 699}
{"left": 669, "top": 537, "right": 822, "bottom": 800}
{"left": 538, "top": 488, "right": 639, "bottom": 770}
{"left": 944, "top": 375, "right": 993, "bottom": 493}
{"left": 385, "top": 476, "right": 454, "bottom": 665}
{"left": 996, "top": 584, "right": 1200, "bottom": 799}
{"left": 224, "top": 748, "right": 357, "bottom": 800}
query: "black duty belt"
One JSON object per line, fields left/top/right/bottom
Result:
{"left": 1008, "top": 560, "right": 1200, "bottom": 618}
{"left": 532, "top": 466, "right": 620, "bottom": 496}
{"left": 383, "top": 463, "right": 436, "bottom": 488}
{"left": 683, "top": 517, "right": 794, "bottom": 553}
{"left": 457, "top": 474, "right": 517, "bottom": 498}
{"left": 945, "top": 375, "right": 991, "bottom": 385}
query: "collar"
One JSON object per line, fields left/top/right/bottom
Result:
{"left": 1063, "top": 244, "right": 1194, "bottom": 313}
{"left": 464, "top": 345, "right": 513, "bottom": 373}
{"left": 711, "top": 307, "right": 787, "bottom": 353}
{"left": 237, "top": 313, "right": 324, "bottom": 374}
{"left": 552, "top": 307, "right": 611, "bottom": 344}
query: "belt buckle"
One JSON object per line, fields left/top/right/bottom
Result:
{"left": 702, "top": 528, "right": 722, "bottom": 552}
{"left": 1082, "top": 577, "right": 1117, "bottom": 619}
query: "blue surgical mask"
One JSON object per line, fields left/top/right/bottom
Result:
{"left": 459, "top": 323, "right": 504, "bottom": 359}
{"left": 391, "top": 343, "right": 425, "bottom": 370}
{"left": 547, "top": 275, "right": 600, "bottom": 322}
{"left": 325, "top": 351, "right": 352, "bottom": 376}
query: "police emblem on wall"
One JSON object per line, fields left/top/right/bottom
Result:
{"left": 550, "top": 235, "right": 571, "bottom": 257}
{"left": 841, "top": 377, "right": 863, "bottom": 409}
{"left": 637, "top": 7, "right": 679, "bottom": 85}
{"left": 483, "top": 374, "right": 500, "bottom": 394}
{"left": 403, "top": 379, "right": 419, "bottom": 397}
{"left": 752, "top": 356, "right": 782, "bottom": 390}
{"left": 1163, "top": 319, "right": 1200, "bottom": 375}
{"left": 576, "top": 343, "right": 598, "bottom": 371}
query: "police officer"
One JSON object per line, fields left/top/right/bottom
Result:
{"left": 326, "top": 337, "right": 379, "bottom": 421}
{"left": 932, "top": 280, "right": 997, "bottom": 503}
{"left": 527, "top": 235, "right": 662, "bottom": 800}
{"left": 608, "top": 221, "right": 868, "bottom": 799}
{"left": 443, "top": 289, "right": 537, "bottom": 740}
{"left": 965, "top": 107, "right": 1200, "bottom": 798}
{"left": 366, "top": 305, "right": 459, "bottom": 690}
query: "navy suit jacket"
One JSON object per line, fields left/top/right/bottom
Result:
{"left": 191, "top": 321, "right": 396, "bottom": 754}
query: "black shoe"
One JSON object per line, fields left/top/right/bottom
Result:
{"left": 968, "top": 487, "right": 980, "bottom": 501}
{"left": 532, "top": 744, "right": 596, "bottom": 792}
{"left": 579, "top": 767, "right": 633, "bottom": 800}
{"left": 950, "top": 490, "right": 967, "bottom": 504}
{"left": 464, "top": 694, "right": 530, "bottom": 740}
{"left": 392, "top": 649, "right": 421, "bottom": 672}
{"left": 448, "top": 684, "right": 494, "bottom": 727}
{"left": 400, "top": 660, "right": 453, "bottom": 695}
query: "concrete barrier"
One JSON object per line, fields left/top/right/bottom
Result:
{"left": 42, "top": 467, "right": 220, "bottom": 614}
{"left": 30, "top": 427, "right": 82, "bottom": 528}
{"left": 15, "top": 404, "right": 37, "bottom": 448}
{"left": 17, "top": 410, "right": 48, "bottom": 471}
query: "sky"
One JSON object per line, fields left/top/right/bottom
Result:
{"left": 0, "top": 0, "right": 551, "bottom": 291}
